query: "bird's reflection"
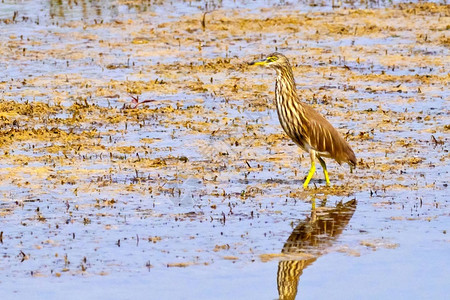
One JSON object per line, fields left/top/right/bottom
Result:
{"left": 277, "top": 198, "right": 357, "bottom": 300}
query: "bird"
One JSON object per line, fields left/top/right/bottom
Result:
{"left": 249, "top": 52, "right": 356, "bottom": 188}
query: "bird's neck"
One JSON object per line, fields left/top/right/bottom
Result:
{"left": 275, "top": 65, "right": 298, "bottom": 105}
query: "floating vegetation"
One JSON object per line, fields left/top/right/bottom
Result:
{"left": 0, "top": 0, "right": 448, "bottom": 298}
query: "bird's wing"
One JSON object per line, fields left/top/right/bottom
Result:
{"left": 303, "top": 104, "right": 352, "bottom": 164}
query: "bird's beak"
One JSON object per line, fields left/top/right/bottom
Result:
{"left": 248, "top": 58, "right": 267, "bottom": 66}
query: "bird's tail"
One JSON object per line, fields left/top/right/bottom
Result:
{"left": 346, "top": 147, "right": 357, "bottom": 168}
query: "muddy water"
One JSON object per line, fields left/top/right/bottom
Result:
{"left": 0, "top": 0, "right": 449, "bottom": 299}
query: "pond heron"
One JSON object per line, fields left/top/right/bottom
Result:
{"left": 249, "top": 53, "right": 356, "bottom": 188}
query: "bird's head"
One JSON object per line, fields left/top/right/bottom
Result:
{"left": 249, "top": 52, "right": 289, "bottom": 69}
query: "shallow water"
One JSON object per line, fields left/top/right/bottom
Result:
{"left": 0, "top": 0, "right": 449, "bottom": 299}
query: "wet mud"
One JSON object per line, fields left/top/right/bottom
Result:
{"left": 0, "top": 0, "right": 449, "bottom": 299}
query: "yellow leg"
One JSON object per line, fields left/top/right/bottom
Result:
{"left": 303, "top": 150, "right": 316, "bottom": 188}
{"left": 318, "top": 156, "right": 331, "bottom": 186}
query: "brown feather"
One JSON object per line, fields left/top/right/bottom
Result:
{"left": 267, "top": 52, "right": 356, "bottom": 167}
{"left": 302, "top": 104, "right": 356, "bottom": 166}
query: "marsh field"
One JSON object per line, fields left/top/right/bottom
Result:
{"left": 0, "top": 0, "right": 449, "bottom": 299}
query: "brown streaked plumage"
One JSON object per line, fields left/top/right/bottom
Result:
{"left": 250, "top": 52, "right": 356, "bottom": 187}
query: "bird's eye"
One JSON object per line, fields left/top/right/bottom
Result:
{"left": 267, "top": 56, "right": 277, "bottom": 62}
